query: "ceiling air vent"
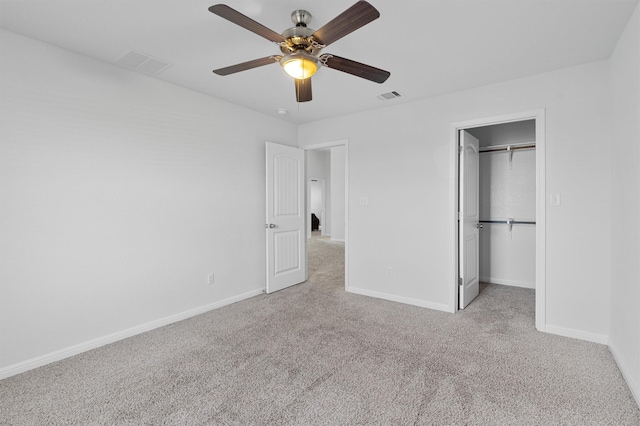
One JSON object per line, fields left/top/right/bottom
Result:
{"left": 377, "top": 91, "right": 402, "bottom": 101}
{"left": 115, "top": 49, "right": 172, "bottom": 76}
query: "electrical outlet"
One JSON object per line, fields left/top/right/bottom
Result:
{"left": 387, "top": 267, "right": 393, "bottom": 276}
{"left": 207, "top": 273, "right": 214, "bottom": 285}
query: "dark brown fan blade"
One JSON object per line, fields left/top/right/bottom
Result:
{"left": 312, "top": 1, "right": 380, "bottom": 47}
{"left": 295, "top": 78, "right": 312, "bottom": 102}
{"left": 209, "top": 4, "right": 285, "bottom": 43}
{"left": 323, "top": 55, "right": 390, "bottom": 83}
{"left": 213, "top": 56, "right": 278, "bottom": 76}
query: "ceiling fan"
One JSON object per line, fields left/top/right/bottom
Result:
{"left": 209, "top": 1, "right": 391, "bottom": 102}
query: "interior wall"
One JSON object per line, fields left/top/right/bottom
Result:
{"left": 470, "top": 122, "right": 536, "bottom": 289}
{"left": 0, "top": 30, "right": 298, "bottom": 371}
{"left": 299, "top": 59, "right": 612, "bottom": 341}
{"left": 609, "top": 3, "right": 640, "bottom": 404}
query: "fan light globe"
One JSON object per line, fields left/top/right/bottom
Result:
{"left": 281, "top": 53, "right": 318, "bottom": 80}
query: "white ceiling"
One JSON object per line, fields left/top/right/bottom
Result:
{"left": 1, "top": 0, "right": 638, "bottom": 124}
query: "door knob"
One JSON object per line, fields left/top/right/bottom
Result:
{"left": 476, "top": 223, "right": 483, "bottom": 229}
{"left": 265, "top": 223, "right": 277, "bottom": 228}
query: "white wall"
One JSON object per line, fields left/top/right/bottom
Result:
{"left": 330, "top": 146, "right": 346, "bottom": 242}
{"left": 609, "top": 4, "right": 640, "bottom": 405}
{"left": 0, "top": 30, "right": 298, "bottom": 372}
{"left": 299, "top": 60, "right": 612, "bottom": 340}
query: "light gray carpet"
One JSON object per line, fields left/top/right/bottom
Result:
{"left": 1, "top": 236, "right": 639, "bottom": 425}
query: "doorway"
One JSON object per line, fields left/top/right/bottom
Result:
{"left": 304, "top": 140, "right": 348, "bottom": 289}
{"left": 452, "top": 110, "right": 546, "bottom": 331}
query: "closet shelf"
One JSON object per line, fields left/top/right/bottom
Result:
{"left": 479, "top": 143, "right": 535, "bottom": 153}
{"left": 480, "top": 219, "right": 536, "bottom": 225}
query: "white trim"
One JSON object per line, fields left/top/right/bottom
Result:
{"left": 479, "top": 277, "right": 535, "bottom": 289}
{"left": 347, "top": 286, "right": 450, "bottom": 312}
{"left": 534, "top": 112, "right": 546, "bottom": 332}
{"left": 0, "top": 289, "right": 263, "bottom": 380}
{"left": 544, "top": 324, "right": 608, "bottom": 345}
{"left": 450, "top": 110, "right": 546, "bottom": 328}
{"left": 609, "top": 342, "right": 640, "bottom": 407}
{"left": 330, "top": 238, "right": 345, "bottom": 243}
{"left": 302, "top": 140, "right": 349, "bottom": 291}
{"left": 449, "top": 123, "right": 459, "bottom": 313}
{"left": 344, "top": 144, "right": 349, "bottom": 290}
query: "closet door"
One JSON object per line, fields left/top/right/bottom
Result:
{"left": 459, "top": 130, "right": 480, "bottom": 309}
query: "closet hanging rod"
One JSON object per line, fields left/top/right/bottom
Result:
{"left": 480, "top": 220, "right": 536, "bottom": 225}
{"left": 479, "top": 144, "right": 536, "bottom": 153}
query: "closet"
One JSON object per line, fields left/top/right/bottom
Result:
{"left": 467, "top": 120, "right": 536, "bottom": 289}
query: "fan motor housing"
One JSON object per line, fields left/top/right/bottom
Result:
{"left": 280, "top": 26, "right": 320, "bottom": 55}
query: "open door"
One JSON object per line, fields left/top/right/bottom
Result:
{"left": 459, "top": 130, "right": 480, "bottom": 309}
{"left": 266, "top": 142, "right": 306, "bottom": 293}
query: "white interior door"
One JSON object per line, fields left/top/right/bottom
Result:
{"left": 459, "top": 130, "right": 480, "bottom": 309}
{"left": 266, "top": 142, "right": 306, "bottom": 293}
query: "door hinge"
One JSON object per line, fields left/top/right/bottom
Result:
{"left": 458, "top": 277, "right": 463, "bottom": 286}
{"left": 458, "top": 146, "right": 463, "bottom": 154}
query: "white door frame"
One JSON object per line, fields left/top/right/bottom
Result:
{"left": 450, "top": 110, "right": 546, "bottom": 331}
{"left": 303, "top": 139, "right": 349, "bottom": 290}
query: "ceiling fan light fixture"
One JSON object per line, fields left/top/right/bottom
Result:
{"left": 280, "top": 51, "right": 318, "bottom": 80}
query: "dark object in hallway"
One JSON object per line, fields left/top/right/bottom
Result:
{"left": 311, "top": 213, "right": 320, "bottom": 231}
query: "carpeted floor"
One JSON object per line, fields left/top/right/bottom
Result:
{"left": 1, "top": 236, "right": 639, "bottom": 425}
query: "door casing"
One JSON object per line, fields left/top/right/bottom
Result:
{"left": 450, "top": 110, "right": 546, "bottom": 331}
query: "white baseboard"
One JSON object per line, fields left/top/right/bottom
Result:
{"left": 330, "top": 237, "right": 345, "bottom": 243}
{"left": 480, "top": 276, "right": 535, "bottom": 289}
{"left": 544, "top": 324, "right": 609, "bottom": 345}
{"left": 609, "top": 342, "right": 640, "bottom": 408}
{"left": 0, "top": 289, "right": 264, "bottom": 380}
{"left": 347, "top": 286, "right": 451, "bottom": 313}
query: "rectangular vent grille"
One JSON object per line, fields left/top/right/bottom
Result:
{"left": 115, "top": 49, "right": 172, "bottom": 76}
{"left": 377, "top": 91, "right": 403, "bottom": 101}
